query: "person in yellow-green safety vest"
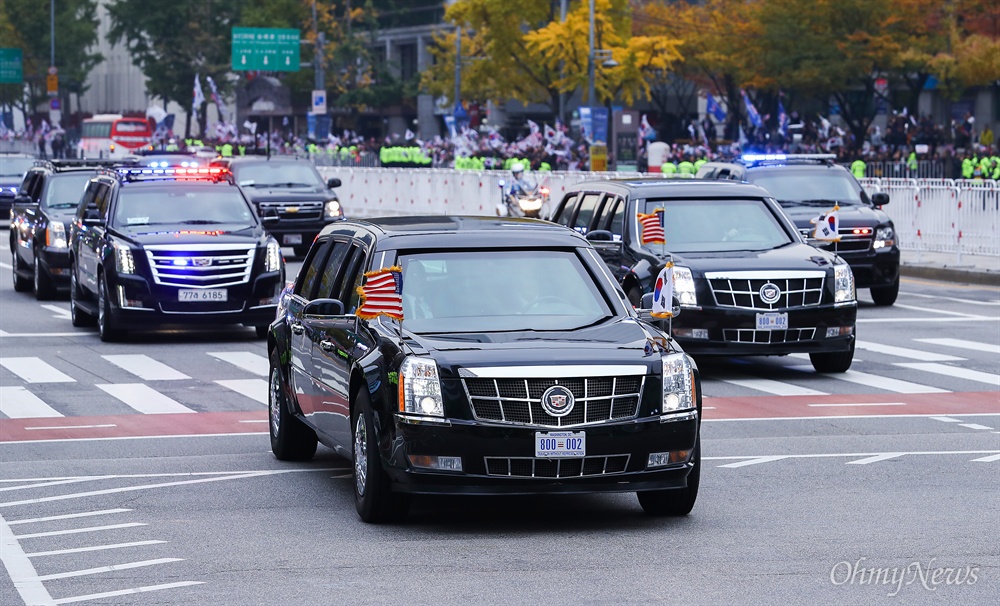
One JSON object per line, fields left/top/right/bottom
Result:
{"left": 220, "top": 143, "right": 233, "bottom": 157}
{"left": 677, "top": 155, "right": 695, "bottom": 176}
{"left": 851, "top": 159, "right": 866, "bottom": 179}
{"left": 660, "top": 161, "right": 678, "bottom": 176}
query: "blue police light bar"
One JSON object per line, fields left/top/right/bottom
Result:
{"left": 742, "top": 153, "right": 787, "bottom": 163}
{"left": 117, "top": 167, "right": 228, "bottom": 179}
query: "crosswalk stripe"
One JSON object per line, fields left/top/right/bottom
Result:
{"left": 913, "top": 338, "right": 1000, "bottom": 355}
{"left": 0, "top": 387, "right": 63, "bottom": 418}
{"left": 102, "top": 355, "right": 190, "bottom": 381}
{"left": 208, "top": 352, "right": 268, "bottom": 377}
{"left": 789, "top": 366, "right": 947, "bottom": 394}
{"left": 855, "top": 340, "right": 963, "bottom": 362}
{"left": 40, "top": 304, "right": 71, "bottom": 319}
{"left": 215, "top": 379, "right": 268, "bottom": 405}
{"left": 895, "top": 363, "right": 1000, "bottom": 387}
{"left": 715, "top": 375, "right": 827, "bottom": 396}
{"left": 95, "top": 384, "right": 196, "bottom": 415}
{"left": 0, "top": 357, "right": 75, "bottom": 383}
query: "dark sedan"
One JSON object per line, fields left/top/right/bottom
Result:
{"left": 267, "top": 216, "right": 702, "bottom": 523}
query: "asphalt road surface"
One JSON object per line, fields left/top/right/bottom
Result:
{"left": 1, "top": 245, "right": 997, "bottom": 605}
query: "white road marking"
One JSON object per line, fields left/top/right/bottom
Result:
{"left": 0, "top": 477, "right": 114, "bottom": 493}
{"left": 25, "top": 424, "right": 116, "bottom": 430}
{"left": 856, "top": 316, "right": 999, "bottom": 323}
{"left": 208, "top": 351, "right": 268, "bottom": 376}
{"left": 238, "top": 419, "right": 269, "bottom": 423}
{"left": 0, "top": 357, "right": 74, "bottom": 383}
{"left": 855, "top": 340, "right": 963, "bottom": 362}
{"left": 7, "top": 509, "right": 132, "bottom": 525}
{"left": 971, "top": 454, "right": 1000, "bottom": 463}
{"left": 895, "top": 362, "right": 1000, "bottom": 387}
{"left": 716, "top": 375, "right": 827, "bottom": 396}
{"left": 0, "top": 331, "right": 85, "bottom": 337}
{"left": 102, "top": 355, "right": 190, "bottom": 381}
{"left": 717, "top": 456, "right": 787, "bottom": 468}
{"left": 915, "top": 338, "right": 1000, "bottom": 355}
{"left": 705, "top": 413, "right": 1000, "bottom": 423}
{"left": 0, "top": 261, "right": 11, "bottom": 269}
{"left": 959, "top": 423, "right": 994, "bottom": 431}
{"left": 26, "top": 540, "right": 167, "bottom": 558}
{"left": 790, "top": 366, "right": 948, "bottom": 394}
{"left": 847, "top": 453, "right": 904, "bottom": 465}
{"left": 0, "top": 513, "right": 53, "bottom": 606}
{"left": 14, "top": 523, "right": 147, "bottom": 539}
{"left": 51, "top": 581, "right": 204, "bottom": 605}
{"left": 707, "top": 450, "right": 1000, "bottom": 464}
{"left": 32, "top": 557, "right": 183, "bottom": 581}
{"left": 215, "top": 378, "right": 268, "bottom": 404}
{"left": 893, "top": 302, "right": 985, "bottom": 318}
{"left": 930, "top": 416, "right": 962, "bottom": 423}
{"left": 96, "top": 384, "right": 196, "bottom": 414}
{"left": 807, "top": 402, "right": 906, "bottom": 408}
{"left": 41, "top": 304, "right": 71, "bottom": 319}
{"left": 0, "top": 431, "right": 268, "bottom": 445}
{"left": 0, "top": 386, "right": 63, "bottom": 418}
{"left": 902, "top": 292, "right": 1000, "bottom": 307}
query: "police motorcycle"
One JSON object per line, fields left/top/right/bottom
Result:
{"left": 496, "top": 164, "right": 550, "bottom": 218}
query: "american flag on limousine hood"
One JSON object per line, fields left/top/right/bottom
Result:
{"left": 638, "top": 208, "right": 666, "bottom": 245}
{"left": 356, "top": 266, "right": 404, "bottom": 321}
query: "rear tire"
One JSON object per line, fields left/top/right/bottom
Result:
{"left": 268, "top": 349, "right": 318, "bottom": 461}
{"left": 637, "top": 434, "right": 700, "bottom": 516}
{"left": 70, "top": 265, "right": 96, "bottom": 327}
{"left": 353, "top": 389, "right": 409, "bottom": 524}
{"left": 810, "top": 339, "right": 855, "bottom": 373}
{"left": 97, "top": 274, "right": 125, "bottom": 342}
{"left": 33, "top": 256, "right": 56, "bottom": 300}
{"left": 870, "top": 277, "right": 899, "bottom": 306}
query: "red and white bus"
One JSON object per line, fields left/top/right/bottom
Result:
{"left": 77, "top": 114, "right": 153, "bottom": 158}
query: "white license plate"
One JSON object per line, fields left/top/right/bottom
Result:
{"left": 535, "top": 431, "right": 586, "bottom": 458}
{"left": 179, "top": 289, "right": 228, "bottom": 302}
{"left": 282, "top": 234, "right": 302, "bottom": 245}
{"left": 756, "top": 312, "right": 789, "bottom": 330}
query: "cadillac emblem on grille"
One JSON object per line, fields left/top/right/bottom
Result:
{"left": 759, "top": 282, "right": 781, "bottom": 304}
{"left": 540, "top": 385, "right": 575, "bottom": 417}
{"left": 193, "top": 257, "right": 212, "bottom": 267}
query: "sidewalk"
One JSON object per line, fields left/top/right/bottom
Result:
{"left": 900, "top": 250, "right": 1000, "bottom": 286}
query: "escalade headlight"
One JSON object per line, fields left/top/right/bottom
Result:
{"left": 264, "top": 238, "right": 282, "bottom": 272}
{"left": 46, "top": 222, "right": 67, "bottom": 249}
{"left": 874, "top": 226, "right": 895, "bottom": 249}
{"left": 834, "top": 264, "right": 855, "bottom": 303}
{"left": 662, "top": 353, "right": 696, "bottom": 412}
{"left": 399, "top": 357, "right": 444, "bottom": 417}
{"left": 113, "top": 241, "right": 135, "bottom": 275}
{"left": 673, "top": 266, "right": 697, "bottom": 306}
{"left": 324, "top": 200, "right": 342, "bottom": 219}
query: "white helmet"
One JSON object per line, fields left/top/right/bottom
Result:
{"left": 511, "top": 162, "right": 524, "bottom": 175}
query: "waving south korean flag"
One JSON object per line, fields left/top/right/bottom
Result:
{"left": 651, "top": 263, "right": 674, "bottom": 319}
{"left": 812, "top": 205, "right": 841, "bottom": 242}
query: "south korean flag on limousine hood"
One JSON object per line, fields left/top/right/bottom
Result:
{"left": 811, "top": 205, "right": 841, "bottom": 242}
{"left": 651, "top": 263, "right": 674, "bottom": 319}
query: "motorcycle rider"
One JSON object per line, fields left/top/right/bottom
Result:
{"left": 507, "top": 163, "right": 532, "bottom": 198}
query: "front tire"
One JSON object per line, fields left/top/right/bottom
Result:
{"left": 810, "top": 339, "right": 855, "bottom": 373}
{"left": 33, "top": 256, "right": 56, "bottom": 300}
{"left": 70, "top": 265, "right": 95, "bottom": 327}
{"left": 11, "top": 246, "right": 30, "bottom": 293}
{"left": 268, "top": 349, "right": 318, "bottom": 461}
{"left": 870, "top": 276, "right": 899, "bottom": 306}
{"left": 353, "top": 389, "right": 409, "bottom": 523}
{"left": 637, "top": 434, "right": 700, "bottom": 516}
{"left": 97, "top": 274, "right": 125, "bottom": 342}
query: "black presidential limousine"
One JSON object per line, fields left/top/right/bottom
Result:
{"left": 266, "top": 216, "right": 702, "bottom": 523}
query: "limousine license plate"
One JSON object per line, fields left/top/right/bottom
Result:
{"left": 756, "top": 312, "right": 788, "bottom": 330}
{"left": 535, "top": 431, "right": 585, "bottom": 458}
{"left": 283, "top": 234, "right": 302, "bottom": 245}
{"left": 179, "top": 289, "right": 228, "bottom": 302}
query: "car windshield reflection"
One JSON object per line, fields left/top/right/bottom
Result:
{"left": 638, "top": 198, "right": 793, "bottom": 253}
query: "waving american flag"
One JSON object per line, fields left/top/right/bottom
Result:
{"left": 356, "top": 266, "right": 404, "bottom": 321}
{"left": 638, "top": 209, "right": 665, "bottom": 245}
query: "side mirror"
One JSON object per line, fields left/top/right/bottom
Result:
{"left": 327, "top": 178, "right": 341, "bottom": 189}
{"left": 871, "top": 192, "right": 889, "bottom": 206}
{"left": 13, "top": 194, "right": 33, "bottom": 205}
{"left": 303, "top": 298, "right": 345, "bottom": 317}
{"left": 261, "top": 214, "right": 280, "bottom": 225}
{"left": 637, "top": 293, "right": 682, "bottom": 319}
{"left": 586, "top": 229, "right": 614, "bottom": 242}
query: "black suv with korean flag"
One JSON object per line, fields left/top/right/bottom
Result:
{"left": 68, "top": 166, "right": 286, "bottom": 341}
{"left": 548, "top": 179, "right": 858, "bottom": 373}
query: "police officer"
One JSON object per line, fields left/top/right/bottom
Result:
{"left": 851, "top": 158, "right": 867, "bottom": 179}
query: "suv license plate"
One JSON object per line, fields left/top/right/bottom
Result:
{"left": 535, "top": 431, "right": 586, "bottom": 458}
{"left": 179, "top": 289, "right": 228, "bottom": 302}
{"left": 283, "top": 234, "right": 302, "bottom": 245}
{"left": 756, "top": 312, "right": 788, "bottom": 330}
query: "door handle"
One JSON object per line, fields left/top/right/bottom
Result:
{"left": 291, "top": 322, "right": 304, "bottom": 334}
{"left": 320, "top": 340, "right": 335, "bottom": 352}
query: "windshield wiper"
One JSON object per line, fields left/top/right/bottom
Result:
{"left": 778, "top": 198, "right": 840, "bottom": 207}
{"left": 178, "top": 219, "right": 224, "bottom": 225}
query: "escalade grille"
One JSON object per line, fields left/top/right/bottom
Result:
{"left": 144, "top": 245, "right": 255, "bottom": 288}
{"left": 484, "top": 455, "right": 630, "bottom": 478}
{"left": 722, "top": 327, "right": 817, "bottom": 344}
{"left": 463, "top": 376, "right": 643, "bottom": 428}
{"left": 800, "top": 228, "right": 873, "bottom": 253}
{"left": 258, "top": 201, "right": 324, "bottom": 221}
{"left": 707, "top": 271, "right": 825, "bottom": 310}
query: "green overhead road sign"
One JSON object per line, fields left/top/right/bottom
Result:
{"left": 0, "top": 48, "right": 24, "bottom": 84}
{"left": 232, "top": 28, "right": 300, "bottom": 72}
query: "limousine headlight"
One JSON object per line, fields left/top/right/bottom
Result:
{"left": 324, "top": 200, "right": 342, "bottom": 219}
{"left": 672, "top": 266, "right": 697, "bottom": 306}
{"left": 113, "top": 241, "right": 135, "bottom": 275}
{"left": 662, "top": 353, "right": 696, "bottom": 412}
{"left": 264, "top": 238, "right": 282, "bottom": 272}
{"left": 834, "top": 264, "right": 855, "bottom": 303}
{"left": 399, "top": 357, "right": 444, "bottom": 417}
{"left": 46, "top": 222, "right": 67, "bottom": 249}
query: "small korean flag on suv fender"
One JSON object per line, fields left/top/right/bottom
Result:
{"left": 811, "top": 205, "right": 841, "bottom": 242}
{"left": 651, "top": 263, "right": 674, "bottom": 319}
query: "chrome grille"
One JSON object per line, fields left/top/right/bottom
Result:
{"left": 463, "top": 376, "right": 643, "bottom": 428}
{"left": 707, "top": 271, "right": 825, "bottom": 310}
{"left": 144, "top": 244, "right": 255, "bottom": 288}
{"left": 800, "top": 228, "right": 873, "bottom": 253}
{"left": 258, "top": 201, "right": 323, "bottom": 220}
{"left": 722, "top": 327, "right": 817, "bottom": 344}
{"left": 484, "top": 455, "right": 630, "bottom": 478}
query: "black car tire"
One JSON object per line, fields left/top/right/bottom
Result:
{"left": 637, "top": 434, "right": 700, "bottom": 516}
{"left": 33, "top": 256, "right": 56, "bottom": 300}
{"left": 69, "top": 265, "right": 96, "bottom": 327}
{"left": 97, "top": 274, "right": 126, "bottom": 342}
{"left": 809, "top": 339, "right": 855, "bottom": 373}
{"left": 353, "top": 389, "right": 409, "bottom": 524}
{"left": 11, "top": 246, "right": 31, "bottom": 293}
{"left": 293, "top": 245, "right": 311, "bottom": 258}
{"left": 255, "top": 325, "right": 269, "bottom": 339}
{"left": 268, "top": 349, "right": 318, "bottom": 461}
{"left": 870, "top": 277, "right": 899, "bottom": 306}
